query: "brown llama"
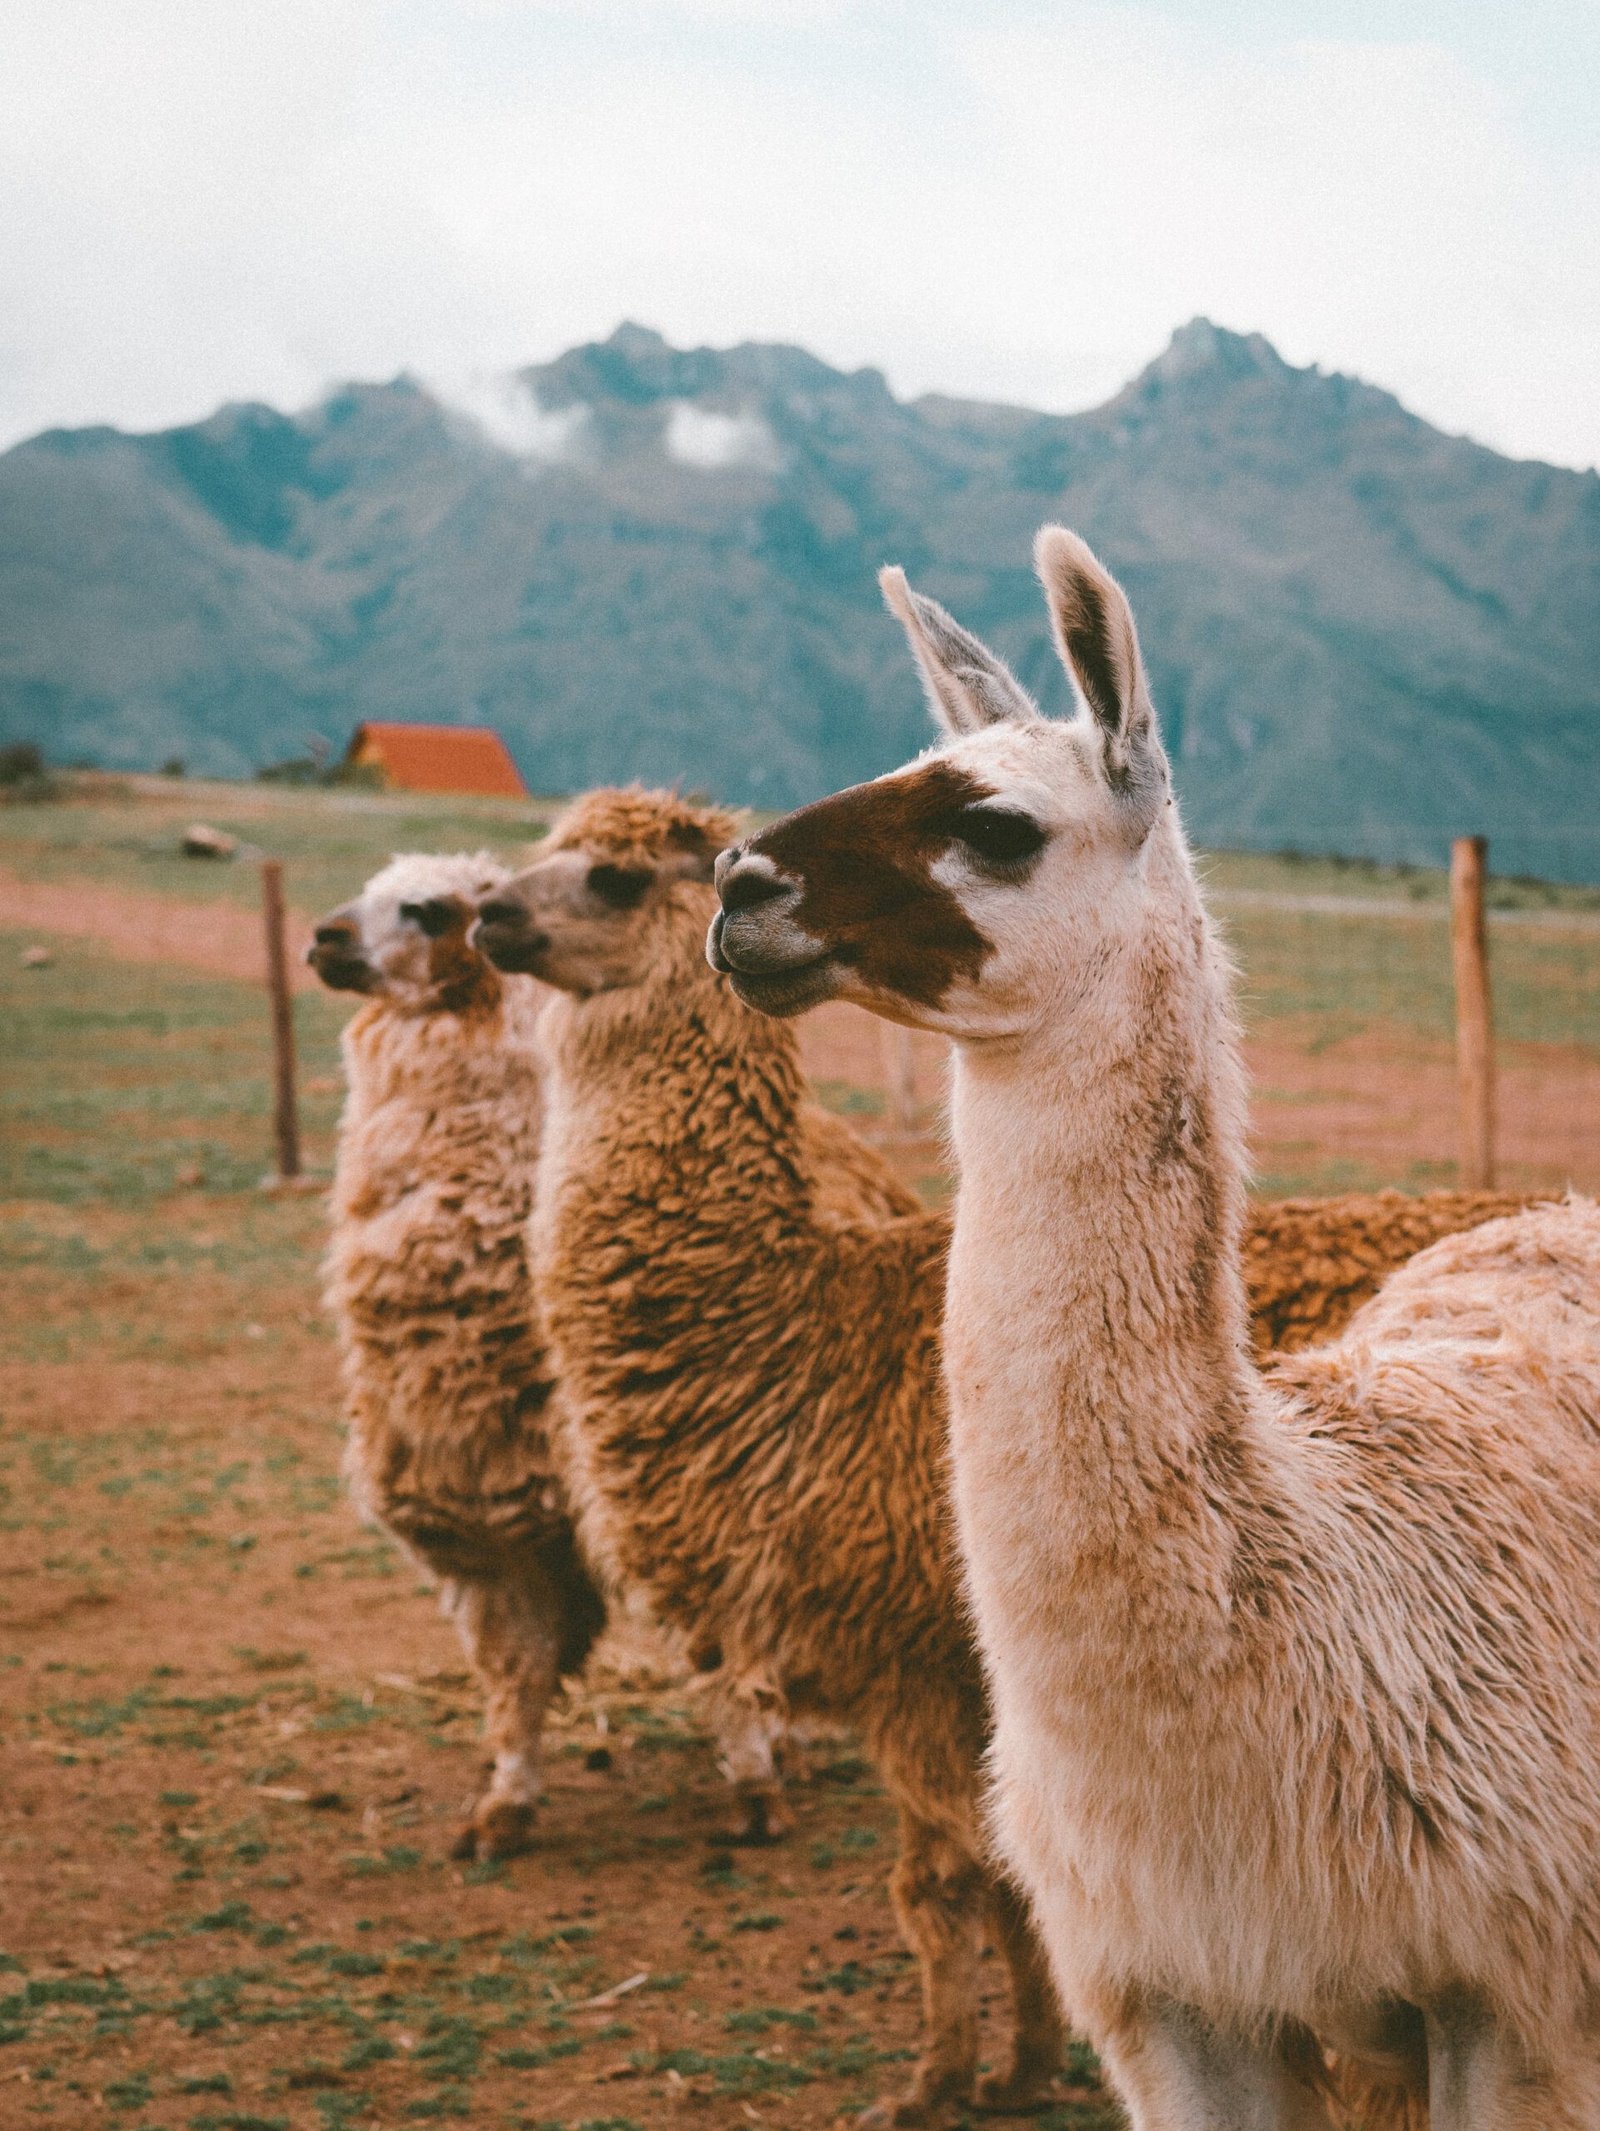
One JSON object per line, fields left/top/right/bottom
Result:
{"left": 313, "top": 851, "right": 916, "bottom": 1857}
{"left": 713, "top": 535, "right": 1600, "bottom": 2127}
{"left": 474, "top": 788, "right": 1069, "bottom": 2127}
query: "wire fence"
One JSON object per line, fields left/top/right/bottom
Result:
{"left": 1214, "top": 884, "right": 1600, "bottom": 1197}
{"left": 802, "top": 857, "right": 1600, "bottom": 1203}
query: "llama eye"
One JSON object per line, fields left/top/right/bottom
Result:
{"left": 398, "top": 898, "right": 457, "bottom": 937}
{"left": 952, "top": 808, "right": 1047, "bottom": 870}
{"left": 587, "top": 862, "right": 653, "bottom": 910}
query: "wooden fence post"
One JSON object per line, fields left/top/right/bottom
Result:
{"left": 261, "top": 858, "right": 302, "bottom": 1184}
{"left": 1450, "top": 834, "right": 1495, "bottom": 1189}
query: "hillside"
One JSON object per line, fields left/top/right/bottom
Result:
{"left": 2, "top": 320, "right": 1597, "bottom": 876}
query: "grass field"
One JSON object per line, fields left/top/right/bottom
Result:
{"left": 2, "top": 934, "right": 347, "bottom": 1209}
{"left": 3, "top": 775, "right": 1598, "bottom": 2129}
{"left": 5, "top": 773, "right": 1597, "bottom": 1202}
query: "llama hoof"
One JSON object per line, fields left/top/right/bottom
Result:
{"left": 725, "top": 1793, "right": 794, "bottom": 1846}
{"left": 854, "top": 2103, "right": 944, "bottom": 2129}
{"left": 973, "top": 2067, "right": 1058, "bottom": 2115}
{"left": 857, "top": 2082, "right": 966, "bottom": 2128}
{"left": 451, "top": 1800, "right": 537, "bottom": 1862}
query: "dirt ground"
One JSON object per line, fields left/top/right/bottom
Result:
{"left": 0, "top": 1193, "right": 1114, "bottom": 2131}
{"left": 0, "top": 867, "right": 324, "bottom": 995}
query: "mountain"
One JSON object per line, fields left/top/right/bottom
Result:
{"left": 2, "top": 319, "right": 1597, "bottom": 877}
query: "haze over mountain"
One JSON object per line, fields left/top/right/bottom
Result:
{"left": 2, "top": 320, "right": 1596, "bottom": 878}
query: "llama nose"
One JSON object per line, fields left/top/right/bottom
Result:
{"left": 475, "top": 897, "right": 526, "bottom": 933}
{"left": 717, "top": 856, "right": 795, "bottom": 917}
{"left": 474, "top": 897, "right": 550, "bottom": 973}
{"left": 313, "top": 918, "right": 356, "bottom": 948}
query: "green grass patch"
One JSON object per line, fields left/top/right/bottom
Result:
{"left": 0, "top": 930, "right": 346, "bottom": 1204}
{"left": 1222, "top": 900, "right": 1600, "bottom": 1047}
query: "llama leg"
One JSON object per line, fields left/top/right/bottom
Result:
{"left": 975, "top": 1874, "right": 1065, "bottom": 2112}
{"left": 703, "top": 1667, "right": 793, "bottom": 1844}
{"left": 860, "top": 1811, "right": 986, "bottom": 2128}
{"left": 444, "top": 1544, "right": 589, "bottom": 1863}
{"left": 1425, "top": 1998, "right": 1600, "bottom": 2131}
{"left": 1094, "top": 1997, "right": 1331, "bottom": 2131}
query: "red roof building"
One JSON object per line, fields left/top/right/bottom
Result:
{"left": 345, "top": 723, "right": 528, "bottom": 799}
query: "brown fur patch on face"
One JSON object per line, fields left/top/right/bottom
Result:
{"left": 545, "top": 786, "right": 740, "bottom": 875}
{"left": 749, "top": 761, "right": 995, "bottom": 1008}
{"left": 425, "top": 904, "right": 502, "bottom": 1011}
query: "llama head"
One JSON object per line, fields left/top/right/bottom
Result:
{"left": 473, "top": 786, "right": 739, "bottom": 996}
{"left": 709, "top": 528, "right": 1181, "bottom": 1041}
{"left": 308, "top": 851, "right": 510, "bottom": 1011}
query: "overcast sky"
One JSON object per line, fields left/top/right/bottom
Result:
{"left": 2, "top": 0, "right": 1596, "bottom": 466}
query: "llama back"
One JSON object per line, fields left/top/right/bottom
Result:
{"left": 803, "top": 1100, "right": 921, "bottom": 1224}
{"left": 1332, "top": 1196, "right": 1600, "bottom": 1443}
{"left": 1245, "top": 1198, "right": 1600, "bottom": 2050}
{"left": 1243, "top": 1187, "right": 1549, "bottom": 1354}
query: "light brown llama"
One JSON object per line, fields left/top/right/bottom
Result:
{"left": 314, "top": 851, "right": 917, "bottom": 1856}
{"left": 312, "top": 852, "right": 605, "bottom": 1863}
{"left": 714, "top": 536, "right": 1600, "bottom": 2127}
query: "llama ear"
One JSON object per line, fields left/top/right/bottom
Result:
{"left": 879, "top": 566, "right": 1038, "bottom": 736}
{"left": 1033, "top": 526, "right": 1157, "bottom": 786}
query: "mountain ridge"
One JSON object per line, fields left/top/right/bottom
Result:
{"left": 2, "top": 320, "right": 1596, "bottom": 877}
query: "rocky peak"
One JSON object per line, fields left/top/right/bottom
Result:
{"left": 1154, "top": 317, "right": 1289, "bottom": 384}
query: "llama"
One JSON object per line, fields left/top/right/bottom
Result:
{"left": 313, "top": 850, "right": 917, "bottom": 1856}
{"left": 473, "top": 787, "right": 1069, "bottom": 2126}
{"left": 712, "top": 536, "right": 1600, "bottom": 2126}
{"left": 311, "top": 852, "right": 606, "bottom": 1862}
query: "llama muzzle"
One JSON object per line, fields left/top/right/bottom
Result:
{"left": 473, "top": 895, "right": 550, "bottom": 976}
{"left": 708, "top": 852, "right": 834, "bottom": 1014}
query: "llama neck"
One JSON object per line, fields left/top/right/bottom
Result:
{"left": 345, "top": 986, "right": 526, "bottom": 1103}
{"left": 942, "top": 861, "right": 1263, "bottom": 1688}
{"left": 539, "top": 964, "right": 814, "bottom": 1224}
{"left": 337, "top": 987, "right": 543, "bottom": 1213}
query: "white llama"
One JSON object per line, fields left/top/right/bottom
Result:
{"left": 312, "top": 853, "right": 605, "bottom": 1861}
{"left": 711, "top": 531, "right": 1600, "bottom": 2127}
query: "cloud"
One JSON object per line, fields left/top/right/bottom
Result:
{"left": 0, "top": 1, "right": 1595, "bottom": 468}
{"left": 432, "top": 373, "right": 592, "bottom": 462}
{"left": 663, "top": 402, "right": 781, "bottom": 471}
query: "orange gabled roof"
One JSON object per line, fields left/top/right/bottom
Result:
{"left": 346, "top": 723, "right": 528, "bottom": 800}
